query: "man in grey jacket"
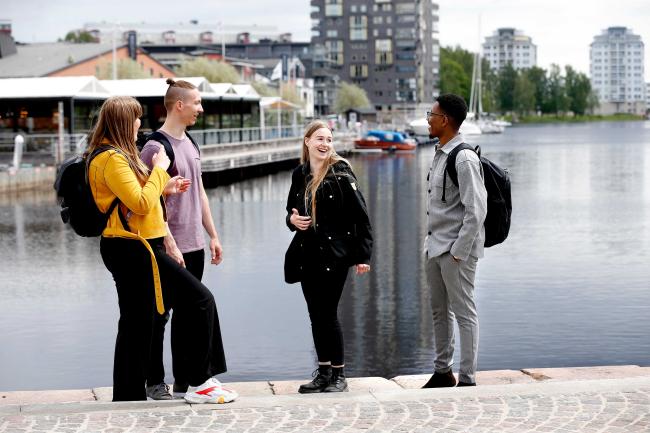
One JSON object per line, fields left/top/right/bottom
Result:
{"left": 422, "top": 94, "right": 487, "bottom": 388}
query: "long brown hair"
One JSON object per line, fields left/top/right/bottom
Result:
{"left": 301, "top": 120, "right": 350, "bottom": 228}
{"left": 85, "top": 96, "right": 149, "bottom": 181}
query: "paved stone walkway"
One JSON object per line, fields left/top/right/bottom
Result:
{"left": 1, "top": 376, "right": 650, "bottom": 433}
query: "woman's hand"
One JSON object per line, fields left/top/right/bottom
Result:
{"left": 164, "top": 176, "right": 191, "bottom": 195}
{"left": 290, "top": 208, "right": 312, "bottom": 231}
{"left": 355, "top": 264, "right": 371, "bottom": 275}
{"left": 152, "top": 145, "right": 170, "bottom": 171}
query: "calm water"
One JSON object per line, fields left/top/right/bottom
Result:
{"left": 1, "top": 121, "right": 650, "bottom": 391}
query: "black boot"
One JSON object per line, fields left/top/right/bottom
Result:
{"left": 323, "top": 367, "right": 348, "bottom": 392}
{"left": 422, "top": 370, "right": 457, "bottom": 388}
{"left": 298, "top": 365, "right": 332, "bottom": 394}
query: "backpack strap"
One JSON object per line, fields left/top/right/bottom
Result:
{"left": 87, "top": 146, "right": 133, "bottom": 232}
{"left": 146, "top": 131, "right": 175, "bottom": 170}
{"left": 441, "top": 143, "right": 479, "bottom": 203}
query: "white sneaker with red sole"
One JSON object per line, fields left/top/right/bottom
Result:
{"left": 184, "top": 377, "right": 238, "bottom": 404}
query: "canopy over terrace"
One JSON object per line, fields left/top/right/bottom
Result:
{"left": 260, "top": 96, "right": 302, "bottom": 139}
{"left": 0, "top": 76, "right": 110, "bottom": 134}
{"left": 99, "top": 78, "right": 261, "bottom": 131}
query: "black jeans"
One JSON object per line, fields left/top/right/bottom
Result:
{"left": 147, "top": 249, "right": 206, "bottom": 387}
{"left": 100, "top": 238, "right": 226, "bottom": 401}
{"left": 300, "top": 266, "right": 349, "bottom": 366}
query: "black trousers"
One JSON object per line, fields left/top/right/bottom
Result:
{"left": 300, "top": 266, "right": 349, "bottom": 366}
{"left": 100, "top": 238, "right": 226, "bottom": 401}
{"left": 147, "top": 249, "right": 205, "bottom": 387}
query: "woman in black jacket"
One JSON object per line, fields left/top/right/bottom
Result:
{"left": 284, "top": 120, "right": 373, "bottom": 393}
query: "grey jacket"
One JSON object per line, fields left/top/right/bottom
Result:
{"left": 424, "top": 134, "right": 488, "bottom": 261}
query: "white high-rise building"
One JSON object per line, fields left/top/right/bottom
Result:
{"left": 646, "top": 83, "right": 650, "bottom": 113}
{"left": 482, "top": 28, "right": 536, "bottom": 71}
{"left": 590, "top": 27, "right": 645, "bottom": 115}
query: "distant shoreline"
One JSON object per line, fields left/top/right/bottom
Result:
{"left": 508, "top": 113, "right": 647, "bottom": 124}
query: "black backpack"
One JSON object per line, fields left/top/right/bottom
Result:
{"left": 54, "top": 147, "right": 130, "bottom": 237}
{"left": 444, "top": 143, "right": 512, "bottom": 248}
{"left": 135, "top": 130, "right": 199, "bottom": 171}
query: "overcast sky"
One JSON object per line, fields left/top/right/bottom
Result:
{"left": 3, "top": 0, "right": 649, "bottom": 76}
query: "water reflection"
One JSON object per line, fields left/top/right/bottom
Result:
{"left": 1, "top": 121, "right": 650, "bottom": 391}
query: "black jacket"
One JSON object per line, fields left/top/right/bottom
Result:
{"left": 284, "top": 161, "right": 373, "bottom": 283}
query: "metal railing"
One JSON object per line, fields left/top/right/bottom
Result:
{"left": 189, "top": 126, "right": 301, "bottom": 145}
{"left": 0, "top": 133, "right": 87, "bottom": 154}
{"left": 0, "top": 127, "right": 304, "bottom": 167}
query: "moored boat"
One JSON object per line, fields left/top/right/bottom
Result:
{"left": 354, "top": 130, "right": 417, "bottom": 151}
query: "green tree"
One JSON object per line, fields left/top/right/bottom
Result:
{"left": 565, "top": 66, "right": 593, "bottom": 115}
{"left": 176, "top": 58, "right": 240, "bottom": 83}
{"left": 513, "top": 72, "right": 536, "bottom": 116}
{"left": 547, "top": 64, "right": 569, "bottom": 114}
{"left": 524, "top": 66, "right": 548, "bottom": 113}
{"left": 439, "top": 46, "right": 473, "bottom": 102}
{"left": 251, "top": 81, "right": 278, "bottom": 97}
{"left": 334, "top": 81, "right": 371, "bottom": 112}
{"left": 97, "top": 59, "right": 150, "bottom": 79}
{"left": 440, "top": 56, "right": 470, "bottom": 101}
{"left": 64, "top": 30, "right": 96, "bottom": 43}
{"left": 587, "top": 91, "right": 600, "bottom": 114}
{"left": 497, "top": 63, "right": 517, "bottom": 112}
{"left": 281, "top": 85, "right": 303, "bottom": 106}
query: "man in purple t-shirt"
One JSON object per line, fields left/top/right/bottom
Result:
{"left": 140, "top": 79, "right": 229, "bottom": 401}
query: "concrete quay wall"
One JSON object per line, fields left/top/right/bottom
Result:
{"left": 2, "top": 365, "right": 650, "bottom": 414}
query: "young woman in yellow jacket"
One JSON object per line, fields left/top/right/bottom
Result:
{"left": 86, "top": 96, "right": 236, "bottom": 404}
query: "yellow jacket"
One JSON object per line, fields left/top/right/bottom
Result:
{"left": 89, "top": 148, "right": 170, "bottom": 314}
{"left": 89, "top": 149, "right": 169, "bottom": 238}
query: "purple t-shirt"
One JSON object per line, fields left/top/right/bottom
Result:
{"left": 140, "top": 130, "right": 205, "bottom": 253}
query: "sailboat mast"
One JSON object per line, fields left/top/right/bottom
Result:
{"left": 469, "top": 51, "right": 477, "bottom": 117}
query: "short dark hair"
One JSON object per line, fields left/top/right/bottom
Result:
{"left": 435, "top": 94, "right": 468, "bottom": 130}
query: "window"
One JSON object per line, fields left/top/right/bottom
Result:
{"left": 375, "top": 39, "right": 393, "bottom": 65}
{"left": 396, "top": 65, "right": 416, "bottom": 73}
{"left": 349, "top": 15, "right": 368, "bottom": 41}
{"left": 327, "top": 30, "right": 338, "bottom": 38}
{"left": 325, "top": 0, "right": 343, "bottom": 17}
{"left": 350, "top": 64, "right": 368, "bottom": 78}
{"left": 395, "top": 2, "right": 415, "bottom": 14}
{"left": 373, "top": 16, "right": 383, "bottom": 24}
{"left": 395, "top": 28, "right": 415, "bottom": 39}
{"left": 326, "top": 40, "right": 344, "bottom": 65}
{"left": 397, "top": 14, "right": 416, "bottom": 23}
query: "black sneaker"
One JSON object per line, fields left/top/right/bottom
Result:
{"left": 457, "top": 381, "right": 476, "bottom": 387}
{"left": 298, "top": 366, "right": 332, "bottom": 394}
{"left": 323, "top": 367, "right": 348, "bottom": 393}
{"left": 146, "top": 383, "right": 172, "bottom": 400}
{"left": 422, "top": 371, "right": 457, "bottom": 388}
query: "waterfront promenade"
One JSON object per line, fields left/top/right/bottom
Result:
{"left": 2, "top": 366, "right": 649, "bottom": 432}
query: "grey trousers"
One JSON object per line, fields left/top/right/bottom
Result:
{"left": 425, "top": 252, "right": 479, "bottom": 384}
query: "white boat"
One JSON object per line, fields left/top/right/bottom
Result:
{"left": 408, "top": 117, "right": 483, "bottom": 137}
{"left": 461, "top": 120, "right": 483, "bottom": 135}
{"left": 477, "top": 119, "right": 505, "bottom": 134}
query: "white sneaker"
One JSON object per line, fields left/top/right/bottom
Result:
{"left": 184, "top": 377, "right": 238, "bottom": 404}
